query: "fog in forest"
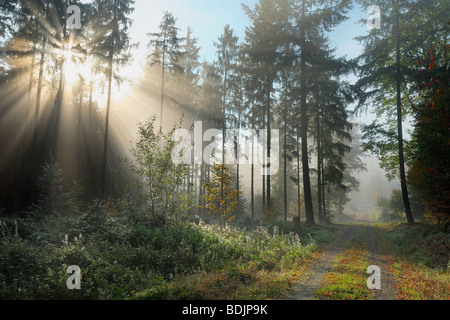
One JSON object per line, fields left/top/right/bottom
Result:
{"left": 1, "top": 0, "right": 446, "bottom": 225}
{"left": 0, "top": 0, "right": 448, "bottom": 302}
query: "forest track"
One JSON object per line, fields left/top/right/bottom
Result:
{"left": 366, "top": 225, "right": 398, "bottom": 300}
{"left": 287, "top": 225, "right": 356, "bottom": 300}
{"left": 287, "top": 224, "right": 398, "bottom": 300}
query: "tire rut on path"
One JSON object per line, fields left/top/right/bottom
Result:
{"left": 366, "top": 226, "right": 398, "bottom": 300}
{"left": 287, "top": 225, "right": 355, "bottom": 300}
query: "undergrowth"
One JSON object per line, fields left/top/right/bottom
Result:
{"left": 374, "top": 223, "right": 449, "bottom": 300}
{"left": 0, "top": 206, "right": 329, "bottom": 300}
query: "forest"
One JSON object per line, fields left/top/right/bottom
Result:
{"left": 0, "top": 0, "right": 448, "bottom": 301}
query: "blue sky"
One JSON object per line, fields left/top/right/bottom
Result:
{"left": 129, "top": 0, "right": 370, "bottom": 65}
{"left": 125, "top": 1, "right": 399, "bottom": 210}
{"left": 126, "top": 0, "right": 377, "bottom": 128}
{"left": 130, "top": 0, "right": 258, "bottom": 63}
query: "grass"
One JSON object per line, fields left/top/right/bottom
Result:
{"left": 316, "top": 223, "right": 449, "bottom": 300}
{"left": 132, "top": 222, "right": 323, "bottom": 300}
{"left": 389, "top": 262, "right": 449, "bottom": 300}
{"left": 4, "top": 205, "right": 446, "bottom": 301}
{"left": 373, "top": 222, "right": 449, "bottom": 300}
{"left": 315, "top": 228, "right": 373, "bottom": 300}
{"left": 133, "top": 266, "right": 313, "bottom": 300}
{"left": 0, "top": 209, "right": 332, "bottom": 300}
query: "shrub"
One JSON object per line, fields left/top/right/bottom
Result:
{"left": 120, "top": 116, "right": 188, "bottom": 220}
{"left": 202, "top": 164, "right": 241, "bottom": 228}
{"left": 0, "top": 237, "right": 48, "bottom": 299}
{"left": 386, "top": 223, "right": 450, "bottom": 269}
{"left": 0, "top": 203, "right": 324, "bottom": 299}
{"left": 35, "top": 155, "right": 64, "bottom": 216}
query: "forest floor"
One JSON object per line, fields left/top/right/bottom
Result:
{"left": 284, "top": 222, "right": 449, "bottom": 300}
{"left": 1, "top": 212, "right": 448, "bottom": 300}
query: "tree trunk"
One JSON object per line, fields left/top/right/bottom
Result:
{"left": 297, "top": 128, "right": 301, "bottom": 222}
{"left": 30, "top": 30, "right": 47, "bottom": 203}
{"left": 88, "top": 62, "right": 94, "bottom": 131}
{"left": 236, "top": 112, "right": 241, "bottom": 207}
{"left": 101, "top": 5, "right": 116, "bottom": 199}
{"left": 160, "top": 49, "right": 165, "bottom": 133}
{"left": 283, "top": 100, "right": 288, "bottom": 221}
{"left": 266, "top": 80, "right": 271, "bottom": 210}
{"left": 101, "top": 52, "right": 113, "bottom": 199}
{"left": 27, "top": 43, "right": 37, "bottom": 102}
{"left": 187, "top": 165, "right": 192, "bottom": 215}
{"left": 262, "top": 120, "right": 266, "bottom": 212}
{"left": 317, "top": 107, "right": 323, "bottom": 223}
{"left": 13, "top": 42, "right": 37, "bottom": 215}
{"left": 251, "top": 133, "right": 255, "bottom": 219}
{"left": 77, "top": 87, "right": 83, "bottom": 140}
{"left": 221, "top": 64, "right": 227, "bottom": 217}
{"left": 198, "top": 163, "right": 203, "bottom": 215}
{"left": 52, "top": 2, "right": 69, "bottom": 156}
{"left": 300, "top": 0, "right": 315, "bottom": 226}
{"left": 322, "top": 151, "right": 326, "bottom": 221}
{"left": 77, "top": 85, "right": 83, "bottom": 179}
{"left": 195, "top": 165, "right": 199, "bottom": 213}
{"left": 395, "top": 12, "right": 414, "bottom": 225}
{"left": 52, "top": 58, "right": 66, "bottom": 154}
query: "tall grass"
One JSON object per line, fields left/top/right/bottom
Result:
{"left": 374, "top": 223, "right": 449, "bottom": 300}
{"left": 0, "top": 205, "right": 326, "bottom": 300}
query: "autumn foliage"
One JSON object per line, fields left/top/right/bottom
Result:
{"left": 408, "top": 41, "right": 450, "bottom": 228}
{"left": 202, "top": 165, "right": 241, "bottom": 228}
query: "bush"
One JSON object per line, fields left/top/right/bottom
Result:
{"left": 386, "top": 223, "right": 449, "bottom": 269}
{"left": 0, "top": 238, "right": 47, "bottom": 299}
{"left": 120, "top": 116, "right": 188, "bottom": 220}
{"left": 0, "top": 204, "right": 324, "bottom": 299}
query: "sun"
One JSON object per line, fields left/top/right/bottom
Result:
{"left": 62, "top": 48, "right": 73, "bottom": 62}
{"left": 62, "top": 46, "right": 88, "bottom": 88}
{"left": 50, "top": 42, "right": 145, "bottom": 110}
{"left": 64, "top": 53, "right": 79, "bottom": 86}
{"left": 64, "top": 54, "right": 85, "bottom": 88}
{"left": 51, "top": 45, "right": 85, "bottom": 88}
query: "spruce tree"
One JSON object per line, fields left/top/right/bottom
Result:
{"left": 147, "top": 11, "right": 184, "bottom": 132}
{"left": 97, "top": 0, "right": 135, "bottom": 199}
{"left": 289, "top": 0, "right": 352, "bottom": 225}
{"left": 242, "top": 0, "right": 290, "bottom": 212}
{"left": 179, "top": 27, "right": 201, "bottom": 109}
{"left": 355, "top": 0, "right": 446, "bottom": 224}
{"left": 214, "top": 25, "right": 240, "bottom": 214}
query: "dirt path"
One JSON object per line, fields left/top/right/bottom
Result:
{"left": 366, "top": 226, "right": 398, "bottom": 300}
{"left": 287, "top": 224, "right": 398, "bottom": 300}
{"left": 287, "top": 225, "right": 355, "bottom": 300}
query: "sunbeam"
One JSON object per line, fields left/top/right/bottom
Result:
{"left": 0, "top": 0, "right": 448, "bottom": 304}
